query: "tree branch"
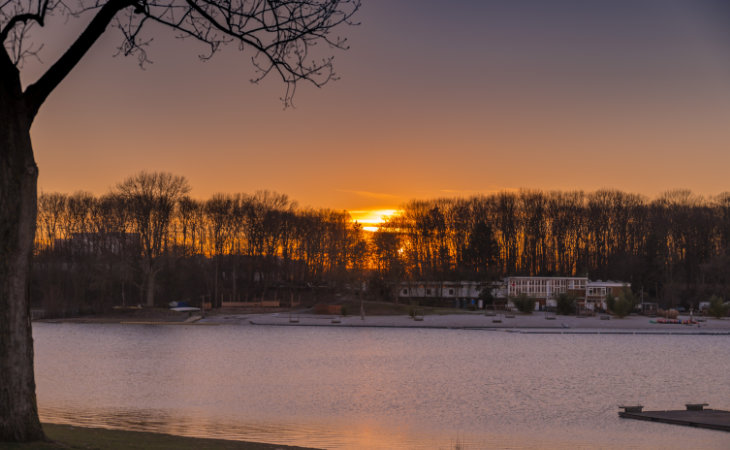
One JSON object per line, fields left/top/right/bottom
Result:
{"left": 22, "top": 0, "right": 136, "bottom": 121}
{"left": 0, "top": 29, "right": 12, "bottom": 62}
{"left": 0, "top": 13, "right": 44, "bottom": 43}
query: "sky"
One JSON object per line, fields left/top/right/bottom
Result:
{"left": 22, "top": 0, "right": 730, "bottom": 220}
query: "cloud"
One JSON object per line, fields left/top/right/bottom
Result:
{"left": 431, "top": 187, "right": 521, "bottom": 197}
{"left": 337, "top": 189, "right": 401, "bottom": 200}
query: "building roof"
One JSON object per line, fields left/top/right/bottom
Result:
{"left": 587, "top": 280, "right": 629, "bottom": 287}
{"left": 506, "top": 276, "right": 588, "bottom": 280}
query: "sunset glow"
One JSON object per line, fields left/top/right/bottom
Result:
{"left": 350, "top": 209, "right": 401, "bottom": 232}
{"left": 24, "top": 1, "right": 730, "bottom": 211}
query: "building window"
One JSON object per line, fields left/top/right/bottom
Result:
{"left": 402, "top": 289, "right": 408, "bottom": 295}
{"left": 449, "top": 289, "right": 454, "bottom": 295}
{"left": 426, "top": 289, "right": 432, "bottom": 295}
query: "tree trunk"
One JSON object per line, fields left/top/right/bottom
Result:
{"left": 0, "top": 64, "right": 45, "bottom": 441}
{"left": 214, "top": 256, "right": 219, "bottom": 308}
{"left": 145, "top": 268, "right": 156, "bottom": 307}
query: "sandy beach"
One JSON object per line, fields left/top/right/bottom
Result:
{"left": 199, "top": 311, "right": 730, "bottom": 334}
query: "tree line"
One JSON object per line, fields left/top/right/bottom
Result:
{"left": 381, "top": 189, "right": 730, "bottom": 308}
{"left": 33, "top": 172, "right": 368, "bottom": 315}
{"left": 32, "top": 173, "right": 730, "bottom": 315}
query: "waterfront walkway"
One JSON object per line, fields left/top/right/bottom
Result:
{"left": 200, "top": 312, "right": 730, "bottom": 333}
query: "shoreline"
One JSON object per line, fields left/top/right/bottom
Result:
{"left": 2, "top": 423, "right": 320, "bottom": 449}
{"left": 235, "top": 312, "right": 730, "bottom": 334}
{"left": 244, "top": 322, "right": 730, "bottom": 335}
{"left": 36, "top": 310, "right": 730, "bottom": 334}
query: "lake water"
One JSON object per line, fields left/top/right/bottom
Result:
{"left": 34, "top": 323, "right": 730, "bottom": 449}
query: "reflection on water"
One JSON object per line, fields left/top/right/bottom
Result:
{"left": 39, "top": 405, "right": 467, "bottom": 449}
{"left": 34, "top": 323, "right": 730, "bottom": 449}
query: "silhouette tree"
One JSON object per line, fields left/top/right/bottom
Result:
{"left": 464, "top": 219, "right": 499, "bottom": 279}
{"left": 370, "top": 228, "right": 403, "bottom": 300}
{"left": 177, "top": 195, "right": 205, "bottom": 256}
{"left": 204, "top": 193, "right": 236, "bottom": 307}
{"left": 0, "top": 0, "right": 359, "bottom": 440}
{"left": 116, "top": 172, "right": 190, "bottom": 307}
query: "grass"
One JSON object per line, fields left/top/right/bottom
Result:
{"left": 3, "top": 424, "right": 317, "bottom": 449}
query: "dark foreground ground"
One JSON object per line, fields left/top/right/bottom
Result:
{"left": 4, "top": 424, "right": 317, "bottom": 450}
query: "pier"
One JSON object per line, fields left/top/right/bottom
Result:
{"left": 619, "top": 404, "right": 730, "bottom": 432}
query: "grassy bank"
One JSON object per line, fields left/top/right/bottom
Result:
{"left": 34, "top": 301, "right": 477, "bottom": 324}
{"left": 3, "top": 424, "right": 316, "bottom": 449}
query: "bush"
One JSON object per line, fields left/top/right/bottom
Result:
{"left": 409, "top": 301, "right": 419, "bottom": 319}
{"left": 312, "top": 303, "right": 329, "bottom": 314}
{"left": 610, "top": 288, "right": 637, "bottom": 318}
{"left": 555, "top": 293, "right": 577, "bottom": 315}
{"left": 657, "top": 308, "right": 678, "bottom": 319}
{"left": 340, "top": 305, "right": 348, "bottom": 317}
{"left": 605, "top": 292, "right": 616, "bottom": 312}
{"left": 511, "top": 294, "right": 536, "bottom": 314}
{"left": 707, "top": 295, "right": 729, "bottom": 319}
{"left": 611, "top": 297, "right": 633, "bottom": 318}
{"left": 479, "top": 287, "right": 495, "bottom": 305}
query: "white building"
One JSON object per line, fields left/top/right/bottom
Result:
{"left": 506, "top": 276, "right": 588, "bottom": 309}
{"left": 398, "top": 281, "right": 493, "bottom": 308}
{"left": 586, "top": 280, "right": 629, "bottom": 310}
{"left": 398, "top": 277, "right": 630, "bottom": 311}
{"left": 399, "top": 280, "right": 482, "bottom": 298}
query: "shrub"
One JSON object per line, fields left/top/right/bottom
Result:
{"left": 555, "top": 293, "right": 577, "bottom": 315}
{"left": 340, "top": 305, "right": 348, "bottom": 317}
{"left": 605, "top": 292, "right": 616, "bottom": 312}
{"left": 312, "top": 303, "right": 329, "bottom": 314}
{"left": 707, "top": 295, "right": 729, "bottom": 319}
{"left": 611, "top": 288, "right": 637, "bottom": 318}
{"left": 479, "top": 287, "right": 495, "bottom": 305}
{"left": 657, "top": 308, "right": 678, "bottom": 319}
{"left": 611, "top": 297, "right": 633, "bottom": 318}
{"left": 409, "top": 301, "right": 419, "bottom": 319}
{"left": 511, "top": 294, "right": 536, "bottom": 314}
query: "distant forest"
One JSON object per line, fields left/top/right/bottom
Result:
{"left": 32, "top": 172, "right": 730, "bottom": 315}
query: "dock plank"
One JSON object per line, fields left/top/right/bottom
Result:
{"left": 619, "top": 409, "right": 730, "bottom": 432}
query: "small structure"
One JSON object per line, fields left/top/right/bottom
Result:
{"left": 686, "top": 403, "right": 709, "bottom": 411}
{"left": 639, "top": 302, "right": 659, "bottom": 316}
{"left": 619, "top": 405, "right": 643, "bottom": 413}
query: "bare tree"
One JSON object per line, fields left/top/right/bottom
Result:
{"left": 177, "top": 195, "right": 204, "bottom": 255}
{"left": 116, "top": 171, "right": 190, "bottom": 307}
{"left": 36, "top": 192, "right": 67, "bottom": 251}
{"left": 204, "top": 193, "right": 234, "bottom": 307}
{"left": 1, "top": 0, "right": 359, "bottom": 440}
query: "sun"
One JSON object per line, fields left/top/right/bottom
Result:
{"left": 350, "top": 209, "right": 400, "bottom": 232}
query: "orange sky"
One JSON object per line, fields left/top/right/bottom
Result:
{"left": 24, "top": 1, "right": 730, "bottom": 213}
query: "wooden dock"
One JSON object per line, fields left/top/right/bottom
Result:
{"left": 619, "top": 404, "right": 730, "bottom": 432}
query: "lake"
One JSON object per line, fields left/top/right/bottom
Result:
{"left": 34, "top": 323, "right": 730, "bottom": 449}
